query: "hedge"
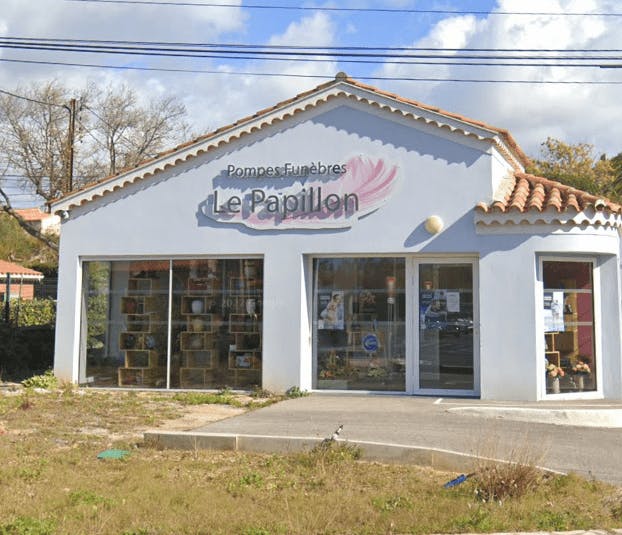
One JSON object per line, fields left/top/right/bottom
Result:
{"left": 8, "top": 298, "right": 56, "bottom": 327}
{"left": 0, "top": 324, "right": 55, "bottom": 381}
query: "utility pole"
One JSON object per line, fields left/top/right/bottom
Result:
{"left": 65, "top": 98, "right": 77, "bottom": 193}
{"left": 4, "top": 273, "right": 10, "bottom": 323}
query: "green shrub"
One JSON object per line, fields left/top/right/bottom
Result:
{"left": 22, "top": 370, "right": 58, "bottom": 390}
{"left": 9, "top": 298, "right": 56, "bottom": 327}
{"left": 285, "top": 386, "right": 308, "bottom": 398}
{"left": 0, "top": 324, "right": 54, "bottom": 381}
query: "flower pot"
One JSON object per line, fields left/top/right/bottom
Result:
{"left": 547, "top": 376, "right": 560, "bottom": 394}
{"left": 576, "top": 374, "right": 585, "bottom": 392}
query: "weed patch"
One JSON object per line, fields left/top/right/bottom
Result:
{"left": 285, "top": 386, "right": 308, "bottom": 398}
{"left": 0, "top": 390, "right": 620, "bottom": 534}
{"left": 0, "top": 516, "right": 55, "bottom": 535}
{"left": 21, "top": 370, "right": 57, "bottom": 390}
{"left": 372, "top": 495, "right": 413, "bottom": 512}
{"left": 171, "top": 390, "right": 244, "bottom": 407}
{"left": 472, "top": 460, "right": 543, "bottom": 502}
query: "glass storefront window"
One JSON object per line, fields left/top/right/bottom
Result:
{"left": 543, "top": 261, "right": 595, "bottom": 394}
{"left": 80, "top": 258, "right": 263, "bottom": 389}
{"left": 313, "top": 258, "right": 405, "bottom": 391}
{"left": 170, "top": 259, "right": 262, "bottom": 389}
{"left": 418, "top": 263, "right": 474, "bottom": 391}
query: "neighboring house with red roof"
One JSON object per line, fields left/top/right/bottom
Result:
{"left": 49, "top": 73, "right": 622, "bottom": 401}
{"left": 15, "top": 208, "right": 60, "bottom": 236}
{"left": 0, "top": 260, "right": 44, "bottom": 300}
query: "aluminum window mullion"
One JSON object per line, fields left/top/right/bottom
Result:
{"left": 166, "top": 259, "right": 173, "bottom": 390}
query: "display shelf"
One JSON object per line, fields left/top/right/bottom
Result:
{"left": 128, "top": 278, "right": 152, "bottom": 294}
{"left": 180, "top": 331, "right": 215, "bottom": 351}
{"left": 181, "top": 296, "right": 216, "bottom": 316}
{"left": 179, "top": 367, "right": 215, "bottom": 388}
{"left": 118, "top": 366, "right": 163, "bottom": 387}
{"left": 125, "top": 313, "right": 152, "bottom": 332}
{"left": 178, "top": 281, "right": 218, "bottom": 388}
{"left": 228, "top": 350, "right": 261, "bottom": 370}
{"left": 118, "top": 276, "right": 161, "bottom": 386}
{"left": 183, "top": 312, "right": 214, "bottom": 333}
{"left": 125, "top": 350, "right": 158, "bottom": 368}
{"left": 544, "top": 332, "right": 561, "bottom": 367}
{"left": 182, "top": 350, "right": 213, "bottom": 368}
{"left": 229, "top": 313, "right": 260, "bottom": 334}
{"left": 186, "top": 277, "right": 217, "bottom": 294}
{"left": 119, "top": 332, "right": 144, "bottom": 350}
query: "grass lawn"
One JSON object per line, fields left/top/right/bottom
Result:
{"left": 1, "top": 385, "right": 622, "bottom": 535}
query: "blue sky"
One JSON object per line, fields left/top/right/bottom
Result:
{"left": 1, "top": 0, "right": 622, "bottom": 206}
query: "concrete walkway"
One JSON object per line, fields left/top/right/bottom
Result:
{"left": 145, "top": 395, "right": 622, "bottom": 486}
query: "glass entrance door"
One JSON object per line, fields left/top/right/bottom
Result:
{"left": 417, "top": 262, "right": 475, "bottom": 392}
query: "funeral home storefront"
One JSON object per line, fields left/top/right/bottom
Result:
{"left": 51, "top": 74, "right": 622, "bottom": 401}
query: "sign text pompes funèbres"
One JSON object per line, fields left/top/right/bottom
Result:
{"left": 201, "top": 156, "right": 400, "bottom": 230}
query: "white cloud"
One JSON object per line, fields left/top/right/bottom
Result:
{"left": 2, "top": 0, "right": 621, "bottom": 168}
{"left": 194, "top": 12, "right": 339, "bottom": 131}
{"left": 377, "top": 0, "right": 622, "bottom": 157}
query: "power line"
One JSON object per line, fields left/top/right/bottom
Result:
{"left": 0, "top": 38, "right": 620, "bottom": 72}
{"left": 3, "top": 36, "right": 622, "bottom": 54}
{"left": 65, "top": 0, "right": 622, "bottom": 17}
{"left": 2, "top": 44, "right": 622, "bottom": 65}
{"left": 0, "top": 88, "right": 67, "bottom": 108}
{"left": 2, "top": 56, "right": 622, "bottom": 84}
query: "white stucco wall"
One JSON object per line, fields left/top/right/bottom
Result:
{"left": 53, "top": 98, "right": 622, "bottom": 400}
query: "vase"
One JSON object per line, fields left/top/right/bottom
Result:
{"left": 576, "top": 375, "right": 585, "bottom": 392}
{"left": 191, "top": 299, "right": 203, "bottom": 314}
{"left": 547, "top": 376, "right": 560, "bottom": 394}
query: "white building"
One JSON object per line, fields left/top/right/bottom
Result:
{"left": 15, "top": 208, "right": 61, "bottom": 236}
{"left": 51, "top": 74, "right": 622, "bottom": 400}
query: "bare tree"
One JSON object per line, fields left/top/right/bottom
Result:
{"left": 0, "top": 81, "right": 190, "bottom": 252}
{"left": 84, "top": 83, "right": 189, "bottom": 176}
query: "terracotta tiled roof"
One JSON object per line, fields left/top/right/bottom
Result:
{"left": 0, "top": 260, "right": 44, "bottom": 279}
{"left": 15, "top": 208, "right": 49, "bottom": 222}
{"left": 476, "top": 172, "right": 622, "bottom": 216}
{"left": 340, "top": 75, "right": 528, "bottom": 167}
{"left": 51, "top": 74, "right": 528, "bottom": 213}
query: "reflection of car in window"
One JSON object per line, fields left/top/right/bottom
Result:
{"left": 426, "top": 313, "right": 473, "bottom": 336}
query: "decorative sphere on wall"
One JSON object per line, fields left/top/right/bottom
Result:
{"left": 424, "top": 215, "right": 444, "bottom": 234}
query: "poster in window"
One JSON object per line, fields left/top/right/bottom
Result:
{"left": 446, "top": 291, "right": 460, "bottom": 313}
{"left": 420, "top": 290, "right": 448, "bottom": 329}
{"left": 544, "top": 291, "right": 565, "bottom": 332}
{"left": 318, "top": 290, "right": 345, "bottom": 330}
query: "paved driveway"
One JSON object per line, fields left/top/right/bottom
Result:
{"left": 189, "top": 395, "right": 622, "bottom": 485}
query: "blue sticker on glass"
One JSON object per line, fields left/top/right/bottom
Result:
{"left": 362, "top": 333, "right": 379, "bottom": 352}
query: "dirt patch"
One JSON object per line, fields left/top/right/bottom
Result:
{"left": 155, "top": 403, "right": 247, "bottom": 432}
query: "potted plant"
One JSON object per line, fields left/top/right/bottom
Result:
{"left": 546, "top": 362, "right": 565, "bottom": 394}
{"left": 572, "top": 360, "right": 591, "bottom": 391}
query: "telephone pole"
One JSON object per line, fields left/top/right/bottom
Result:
{"left": 64, "top": 98, "right": 77, "bottom": 193}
